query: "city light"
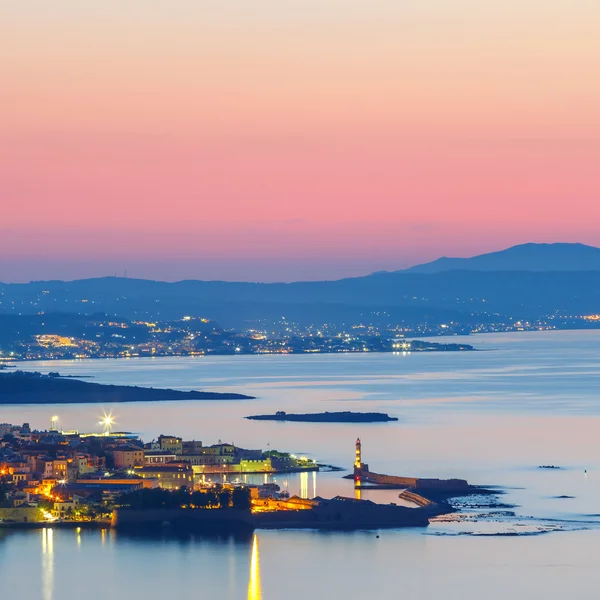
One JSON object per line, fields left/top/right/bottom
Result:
{"left": 99, "top": 413, "right": 115, "bottom": 435}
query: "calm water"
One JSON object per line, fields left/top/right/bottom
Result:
{"left": 3, "top": 330, "right": 600, "bottom": 599}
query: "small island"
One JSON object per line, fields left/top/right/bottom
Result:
{"left": 400, "top": 340, "right": 474, "bottom": 352}
{"left": 245, "top": 411, "right": 398, "bottom": 423}
{"left": 0, "top": 371, "right": 254, "bottom": 404}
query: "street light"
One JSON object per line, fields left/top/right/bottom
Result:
{"left": 99, "top": 413, "right": 115, "bottom": 436}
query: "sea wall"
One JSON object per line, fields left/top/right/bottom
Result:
{"left": 415, "top": 478, "right": 469, "bottom": 490}
{"left": 255, "top": 502, "right": 430, "bottom": 529}
{"left": 0, "top": 507, "right": 45, "bottom": 523}
{"left": 356, "top": 467, "right": 469, "bottom": 491}
{"left": 398, "top": 490, "right": 437, "bottom": 507}
{"left": 356, "top": 468, "right": 419, "bottom": 487}
{"left": 112, "top": 508, "right": 254, "bottom": 530}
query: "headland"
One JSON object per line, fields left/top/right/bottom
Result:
{"left": 1, "top": 421, "right": 482, "bottom": 533}
{"left": 0, "top": 371, "right": 254, "bottom": 404}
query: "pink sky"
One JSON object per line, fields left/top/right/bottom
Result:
{"left": 1, "top": 1, "right": 599, "bottom": 282}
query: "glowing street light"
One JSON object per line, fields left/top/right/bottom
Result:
{"left": 99, "top": 413, "right": 115, "bottom": 436}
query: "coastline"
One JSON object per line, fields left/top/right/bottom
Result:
{"left": 0, "top": 371, "right": 254, "bottom": 404}
{"left": 2, "top": 344, "right": 476, "bottom": 364}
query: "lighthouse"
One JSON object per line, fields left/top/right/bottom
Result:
{"left": 355, "top": 438, "right": 362, "bottom": 469}
{"left": 354, "top": 438, "right": 368, "bottom": 480}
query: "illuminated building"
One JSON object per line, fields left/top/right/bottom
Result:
{"left": 134, "top": 463, "right": 194, "bottom": 490}
{"left": 112, "top": 446, "right": 145, "bottom": 469}
{"left": 157, "top": 435, "right": 183, "bottom": 453}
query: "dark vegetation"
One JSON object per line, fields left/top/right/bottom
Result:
{"left": 118, "top": 486, "right": 252, "bottom": 511}
{"left": 0, "top": 477, "right": 11, "bottom": 508}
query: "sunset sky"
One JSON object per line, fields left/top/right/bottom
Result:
{"left": 2, "top": 1, "right": 599, "bottom": 282}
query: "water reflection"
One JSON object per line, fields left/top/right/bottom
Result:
{"left": 248, "top": 534, "right": 262, "bottom": 600}
{"left": 300, "top": 471, "right": 308, "bottom": 498}
{"left": 355, "top": 484, "right": 361, "bottom": 501}
{"left": 41, "top": 528, "right": 54, "bottom": 600}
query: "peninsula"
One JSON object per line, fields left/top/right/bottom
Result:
{"left": 246, "top": 411, "right": 398, "bottom": 423}
{"left": 0, "top": 371, "right": 254, "bottom": 404}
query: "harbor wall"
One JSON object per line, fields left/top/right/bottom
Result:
{"left": 355, "top": 467, "right": 468, "bottom": 491}
{"left": 0, "top": 507, "right": 45, "bottom": 523}
{"left": 111, "top": 508, "right": 254, "bottom": 530}
{"left": 255, "top": 501, "right": 430, "bottom": 529}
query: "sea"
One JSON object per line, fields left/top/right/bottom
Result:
{"left": 2, "top": 329, "right": 600, "bottom": 599}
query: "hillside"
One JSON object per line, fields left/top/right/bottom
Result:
{"left": 402, "top": 243, "right": 600, "bottom": 274}
{"left": 1, "top": 244, "right": 600, "bottom": 327}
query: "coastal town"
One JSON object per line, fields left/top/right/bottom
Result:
{"left": 0, "top": 313, "right": 475, "bottom": 361}
{"left": 0, "top": 418, "right": 319, "bottom": 526}
{"left": 0, "top": 419, "right": 467, "bottom": 530}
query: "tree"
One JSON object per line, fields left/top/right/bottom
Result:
{"left": 191, "top": 491, "right": 208, "bottom": 508}
{"left": 232, "top": 487, "right": 251, "bottom": 510}
{"left": 0, "top": 477, "right": 11, "bottom": 508}
{"left": 38, "top": 498, "right": 54, "bottom": 512}
{"left": 218, "top": 489, "right": 232, "bottom": 509}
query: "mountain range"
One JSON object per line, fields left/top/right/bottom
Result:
{"left": 1, "top": 243, "right": 599, "bottom": 328}
{"left": 399, "top": 243, "right": 600, "bottom": 274}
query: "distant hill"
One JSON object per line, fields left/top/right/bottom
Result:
{"left": 2, "top": 243, "right": 600, "bottom": 327}
{"left": 401, "top": 243, "right": 600, "bottom": 274}
{"left": 2, "top": 270, "right": 600, "bottom": 326}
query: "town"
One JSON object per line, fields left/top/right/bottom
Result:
{"left": 2, "top": 307, "right": 600, "bottom": 362}
{"left": 0, "top": 313, "right": 478, "bottom": 361}
{"left": 0, "top": 418, "right": 319, "bottom": 525}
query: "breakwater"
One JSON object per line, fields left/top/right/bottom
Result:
{"left": 111, "top": 508, "right": 255, "bottom": 531}
{"left": 353, "top": 438, "right": 470, "bottom": 493}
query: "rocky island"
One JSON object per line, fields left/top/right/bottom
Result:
{"left": 0, "top": 371, "right": 254, "bottom": 404}
{"left": 401, "top": 340, "right": 474, "bottom": 352}
{"left": 245, "top": 411, "right": 398, "bottom": 423}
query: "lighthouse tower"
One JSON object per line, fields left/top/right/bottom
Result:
{"left": 355, "top": 438, "right": 362, "bottom": 469}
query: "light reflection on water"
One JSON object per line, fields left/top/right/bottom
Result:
{"left": 300, "top": 471, "right": 308, "bottom": 499}
{"left": 2, "top": 526, "right": 600, "bottom": 599}
{"left": 41, "top": 529, "right": 53, "bottom": 600}
{"left": 248, "top": 534, "right": 262, "bottom": 600}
